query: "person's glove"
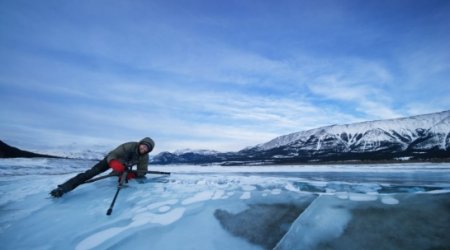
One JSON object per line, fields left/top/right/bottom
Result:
{"left": 117, "top": 171, "right": 137, "bottom": 183}
{"left": 109, "top": 159, "right": 125, "bottom": 173}
{"left": 127, "top": 171, "right": 137, "bottom": 180}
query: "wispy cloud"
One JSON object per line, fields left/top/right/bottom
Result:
{"left": 305, "top": 57, "right": 403, "bottom": 119}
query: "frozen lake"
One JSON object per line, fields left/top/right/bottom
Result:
{"left": 0, "top": 158, "right": 449, "bottom": 250}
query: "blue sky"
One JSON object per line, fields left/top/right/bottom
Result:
{"left": 1, "top": 0, "right": 449, "bottom": 154}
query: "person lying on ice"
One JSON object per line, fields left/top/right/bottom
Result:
{"left": 50, "top": 137, "right": 155, "bottom": 198}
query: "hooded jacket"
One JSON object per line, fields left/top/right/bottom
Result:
{"left": 106, "top": 137, "right": 154, "bottom": 177}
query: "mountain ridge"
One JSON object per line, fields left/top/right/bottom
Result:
{"left": 152, "top": 110, "right": 450, "bottom": 165}
{"left": 0, "top": 140, "right": 61, "bottom": 158}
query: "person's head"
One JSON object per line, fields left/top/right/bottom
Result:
{"left": 138, "top": 137, "right": 155, "bottom": 155}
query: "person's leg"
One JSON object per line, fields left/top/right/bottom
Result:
{"left": 50, "top": 158, "right": 109, "bottom": 197}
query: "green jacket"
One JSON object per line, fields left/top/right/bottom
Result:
{"left": 106, "top": 138, "right": 153, "bottom": 177}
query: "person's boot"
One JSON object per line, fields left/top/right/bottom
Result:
{"left": 50, "top": 186, "right": 66, "bottom": 198}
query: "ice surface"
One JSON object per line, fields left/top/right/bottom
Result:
{"left": 214, "top": 200, "right": 314, "bottom": 249}
{"left": 274, "top": 195, "right": 352, "bottom": 250}
{"left": 275, "top": 193, "right": 450, "bottom": 250}
{"left": 0, "top": 159, "right": 449, "bottom": 250}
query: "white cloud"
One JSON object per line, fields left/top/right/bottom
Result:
{"left": 398, "top": 45, "right": 450, "bottom": 88}
{"left": 305, "top": 57, "right": 402, "bottom": 120}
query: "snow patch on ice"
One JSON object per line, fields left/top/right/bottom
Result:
{"left": 242, "top": 185, "right": 256, "bottom": 191}
{"left": 76, "top": 208, "right": 185, "bottom": 250}
{"left": 240, "top": 192, "right": 251, "bottom": 199}
{"left": 212, "top": 190, "right": 225, "bottom": 200}
{"left": 222, "top": 191, "right": 235, "bottom": 199}
{"left": 285, "top": 183, "right": 300, "bottom": 192}
{"left": 76, "top": 227, "right": 124, "bottom": 250}
{"left": 158, "top": 206, "right": 171, "bottom": 212}
{"left": 348, "top": 193, "right": 378, "bottom": 202}
{"left": 271, "top": 189, "right": 282, "bottom": 195}
{"left": 381, "top": 196, "right": 399, "bottom": 205}
{"left": 337, "top": 192, "right": 349, "bottom": 199}
{"left": 146, "top": 199, "right": 178, "bottom": 210}
{"left": 132, "top": 199, "right": 178, "bottom": 213}
{"left": 182, "top": 191, "right": 215, "bottom": 205}
{"left": 426, "top": 189, "right": 450, "bottom": 194}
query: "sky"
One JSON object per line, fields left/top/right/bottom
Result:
{"left": 1, "top": 0, "right": 449, "bottom": 154}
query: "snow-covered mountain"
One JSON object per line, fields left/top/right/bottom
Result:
{"left": 38, "top": 148, "right": 107, "bottom": 160}
{"left": 174, "top": 149, "right": 221, "bottom": 156}
{"left": 34, "top": 143, "right": 110, "bottom": 160}
{"left": 152, "top": 110, "right": 450, "bottom": 165}
{"left": 153, "top": 148, "right": 229, "bottom": 165}
{"left": 253, "top": 110, "right": 450, "bottom": 152}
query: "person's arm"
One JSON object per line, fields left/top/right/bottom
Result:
{"left": 106, "top": 143, "right": 129, "bottom": 172}
{"left": 136, "top": 154, "right": 149, "bottom": 177}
